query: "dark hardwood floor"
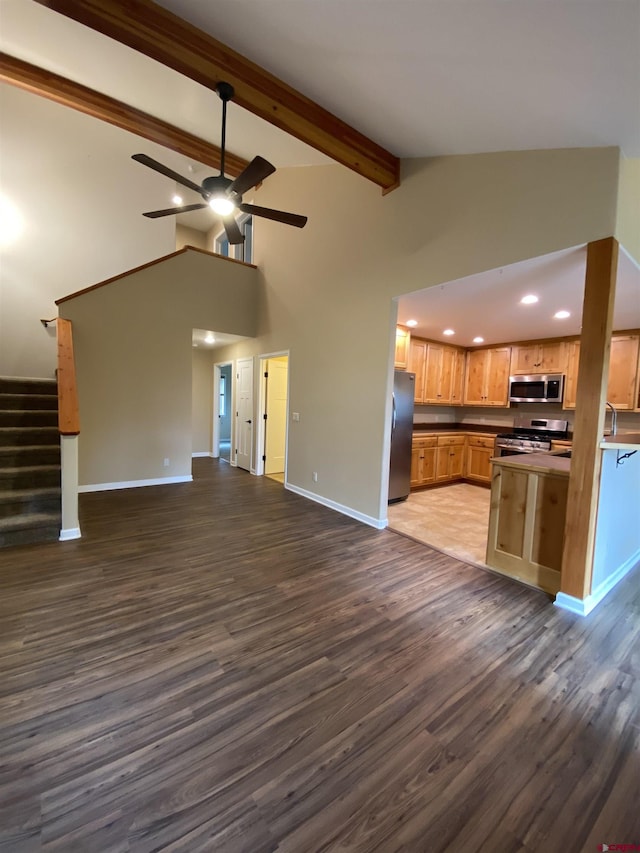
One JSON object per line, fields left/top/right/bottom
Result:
{"left": 1, "top": 458, "right": 638, "bottom": 852}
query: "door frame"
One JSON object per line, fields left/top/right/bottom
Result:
{"left": 256, "top": 350, "right": 290, "bottom": 478}
{"left": 213, "top": 360, "right": 235, "bottom": 465}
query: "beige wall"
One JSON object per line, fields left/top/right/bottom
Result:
{"left": 212, "top": 147, "right": 620, "bottom": 523}
{"left": 59, "top": 249, "right": 258, "bottom": 487}
{"left": 0, "top": 86, "right": 173, "bottom": 378}
{"left": 176, "top": 225, "right": 209, "bottom": 252}
{"left": 616, "top": 157, "right": 640, "bottom": 265}
{"left": 192, "top": 347, "right": 214, "bottom": 454}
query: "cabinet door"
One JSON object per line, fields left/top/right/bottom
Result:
{"left": 421, "top": 446, "right": 437, "bottom": 484}
{"left": 423, "top": 344, "right": 444, "bottom": 403}
{"left": 394, "top": 326, "right": 410, "bottom": 369}
{"left": 435, "top": 445, "right": 452, "bottom": 481}
{"left": 539, "top": 341, "right": 566, "bottom": 373}
{"left": 410, "top": 445, "right": 423, "bottom": 487}
{"left": 449, "top": 444, "right": 465, "bottom": 479}
{"left": 563, "top": 340, "right": 580, "bottom": 409}
{"left": 484, "top": 348, "right": 511, "bottom": 406}
{"left": 511, "top": 344, "right": 540, "bottom": 374}
{"left": 466, "top": 445, "right": 492, "bottom": 483}
{"left": 450, "top": 349, "right": 465, "bottom": 405}
{"left": 438, "top": 346, "right": 456, "bottom": 403}
{"left": 408, "top": 339, "right": 427, "bottom": 404}
{"left": 463, "top": 350, "right": 487, "bottom": 405}
{"left": 607, "top": 335, "right": 640, "bottom": 410}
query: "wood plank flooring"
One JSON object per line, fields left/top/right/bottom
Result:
{"left": 0, "top": 458, "right": 638, "bottom": 852}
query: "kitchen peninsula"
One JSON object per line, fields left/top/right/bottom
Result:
{"left": 487, "top": 436, "right": 640, "bottom": 612}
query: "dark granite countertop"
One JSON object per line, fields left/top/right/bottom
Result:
{"left": 413, "top": 423, "right": 503, "bottom": 435}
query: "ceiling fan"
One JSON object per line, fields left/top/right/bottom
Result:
{"left": 132, "top": 81, "right": 307, "bottom": 244}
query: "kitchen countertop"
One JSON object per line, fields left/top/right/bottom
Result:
{"left": 490, "top": 451, "right": 570, "bottom": 475}
{"left": 599, "top": 432, "right": 640, "bottom": 451}
{"left": 413, "top": 424, "right": 502, "bottom": 435}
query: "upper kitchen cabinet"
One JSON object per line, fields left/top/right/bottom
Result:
{"left": 394, "top": 326, "right": 411, "bottom": 369}
{"left": 410, "top": 338, "right": 465, "bottom": 405}
{"left": 464, "top": 347, "right": 511, "bottom": 406}
{"left": 563, "top": 334, "right": 640, "bottom": 410}
{"left": 510, "top": 341, "right": 567, "bottom": 375}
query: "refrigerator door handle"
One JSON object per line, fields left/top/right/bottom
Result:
{"left": 391, "top": 392, "right": 397, "bottom": 435}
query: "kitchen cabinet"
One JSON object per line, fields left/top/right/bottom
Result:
{"left": 410, "top": 339, "right": 465, "bottom": 405}
{"left": 465, "top": 434, "right": 495, "bottom": 484}
{"left": 510, "top": 341, "right": 566, "bottom": 375}
{"left": 411, "top": 435, "right": 437, "bottom": 487}
{"left": 563, "top": 335, "right": 640, "bottom": 411}
{"left": 394, "top": 325, "right": 411, "bottom": 369}
{"left": 463, "top": 347, "right": 511, "bottom": 406}
{"left": 435, "top": 434, "right": 465, "bottom": 482}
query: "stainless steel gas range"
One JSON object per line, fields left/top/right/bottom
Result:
{"left": 493, "top": 416, "right": 569, "bottom": 457}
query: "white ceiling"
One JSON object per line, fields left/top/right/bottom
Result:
{"left": 192, "top": 328, "right": 248, "bottom": 350}
{"left": 397, "top": 246, "right": 640, "bottom": 347}
{"left": 2, "top": 1, "right": 638, "bottom": 344}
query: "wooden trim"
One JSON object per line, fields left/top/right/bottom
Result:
{"left": 0, "top": 53, "right": 250, "bottom": 177}
{"left": 56, "top": 245, "right": 256, "bottom": 305}
{"left": 56, "top": 318, "right": 80, "bottom": 435}
{"left": 560, "top": 237, "right": 618, "bottom": 600}
{"left": 32, "top": 0, "right": 400, "bottom": 190}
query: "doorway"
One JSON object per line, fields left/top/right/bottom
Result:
{"left": 257, "top": 353, "right": 289, "bottom": 483}
{"left": 235, "top": 357, "right": 254, "bottom": 472}
{"left": 213, "top": 362, "right": 234, "bottom": 463}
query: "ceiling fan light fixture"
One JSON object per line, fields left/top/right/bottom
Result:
{"left": 208, "top": 195, "right": 235, "bottom": 216}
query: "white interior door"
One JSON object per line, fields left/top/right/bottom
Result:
{"left": 235, "top": 357, "right": 254, "bottom": 471}
{"left": 265, "top": 358, "right": 288, "bottom": 475}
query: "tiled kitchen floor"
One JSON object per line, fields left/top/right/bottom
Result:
{"left": 387, "top": 482, "right": 491, "bottom": 566}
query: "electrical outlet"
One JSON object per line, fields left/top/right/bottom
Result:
{"left": 312, "top": 471, "right": 318, "bottom": 482}
{"left": 163, "top": 458, "right": 170, "bottom": 467}
{"left": 292, "top": 412, "right": 300, "bottom": 422}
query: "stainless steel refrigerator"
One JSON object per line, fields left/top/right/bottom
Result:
{"left": 388, "top": 370, "right": 415, "bottom": 502}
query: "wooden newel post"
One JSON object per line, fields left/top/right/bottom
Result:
{"left": 560, "top": 237, "right": 618, "bottom": 601}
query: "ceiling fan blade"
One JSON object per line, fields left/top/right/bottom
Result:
{"left": 142, "top": 204, "right": 207, "bottom": 219}
{"left": 132, "top": 154, "right": 202, "bottom": 194}
{"left": 239, "top": 203, "right": 307, "bottom": 229}
{"left": 223, "top": 216, "right": 245, "bottom": 245}
{"left": 227, "top": 156, "right": 276, "bottom": 197}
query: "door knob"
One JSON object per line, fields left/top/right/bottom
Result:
{"left": 245, "top": 419, "right": 252, "bottom": 424}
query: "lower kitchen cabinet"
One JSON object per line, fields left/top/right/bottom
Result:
{"left": 411, "top": 436, "right": 437, "bottom": 487}
{"left": 435, "top": 435, "right": 465, "bottom": 482}
{"left": 465, "top": 435, "right": 495, "bottom": 484}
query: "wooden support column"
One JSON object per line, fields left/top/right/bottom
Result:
{"left": 560, "top": 237, "right": 618, "bottom": 600}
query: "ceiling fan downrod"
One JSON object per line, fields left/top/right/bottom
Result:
{"left": 215, "top": 81, "right": 235, "bottom": 179}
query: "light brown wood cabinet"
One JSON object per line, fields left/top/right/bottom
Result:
{"left": 465, "top": 434, "right": 495, "bottom": 484}
{"left": 410, "top": 436, "right": 437, "bottom": 487}
{"left": 410, "top": 339, "right": 465, "bottom": 405}
{"left": 435, "top": 434, "right": 465, "bottom": 482}
{"left": 510, "top": 341, "right": 566, "bottom": 374}
{"left": 563, "top": 334, "right": 640, "bottom": 411}
{"left": 463, "top": 347, "right": 511, "bottom": 406}
{"left": 394, "top": 325, "right": 411, "bottom": 369}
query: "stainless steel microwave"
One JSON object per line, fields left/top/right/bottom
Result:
{"left": 509, "top": 374, "right": 564, "bottom": 404}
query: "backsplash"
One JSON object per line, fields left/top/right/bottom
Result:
{"left": 414, "top": 404, "right": 640, "bottom": 435}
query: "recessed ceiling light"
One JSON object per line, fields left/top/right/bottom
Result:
{"left": 554, "top": 310, "right": 571, "bottom": 319}
{"left": 204, "top": 333, "right": 215, "bottom": 344}
{"left": 520, "top": 294, "right": 539, "bottom": 305}
{"left": 406, "top": 319, "right": 418, "bottom": 327}
{"left": 473, "top": 336, "right": 484, "bottom": 344}
{"left": 443, "top": 329, "right": 455, "bottom": 336}
{"left": 172, "top": 194, "right": 183, "bottom": 205}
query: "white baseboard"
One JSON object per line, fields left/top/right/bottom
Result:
{"left": 555, "top": 549, "right": 640, "bottom": 616}
{"left": 79, "top": 475, "right": 192, "bottom": 493}
{"left": 285, "top": 483, "right": 387, "bottom": 529}
{"left": 192, "top": 452, "right": 213, "bottom": 458}
{"left": 59, "top": 527, "right": 81, "bottom": 541}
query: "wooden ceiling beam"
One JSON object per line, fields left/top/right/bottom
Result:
{"left": 32, "top": 0, "right": 401, "bottom": 190}
{"left": 0, "top": 52, "right": 250, "bottom": 177}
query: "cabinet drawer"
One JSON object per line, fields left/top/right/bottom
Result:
{"left": 437, "top": 434, "right": 465, "bottom": 447}
{"left": 467, "top": 435, "right": 495, "bottom": 449}
{"left": 412, "top": 435, "right": 437, "bottom": 448}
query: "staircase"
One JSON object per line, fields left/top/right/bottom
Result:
{"left": 0, "top": 377, "right": 61, "bottom": 547}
